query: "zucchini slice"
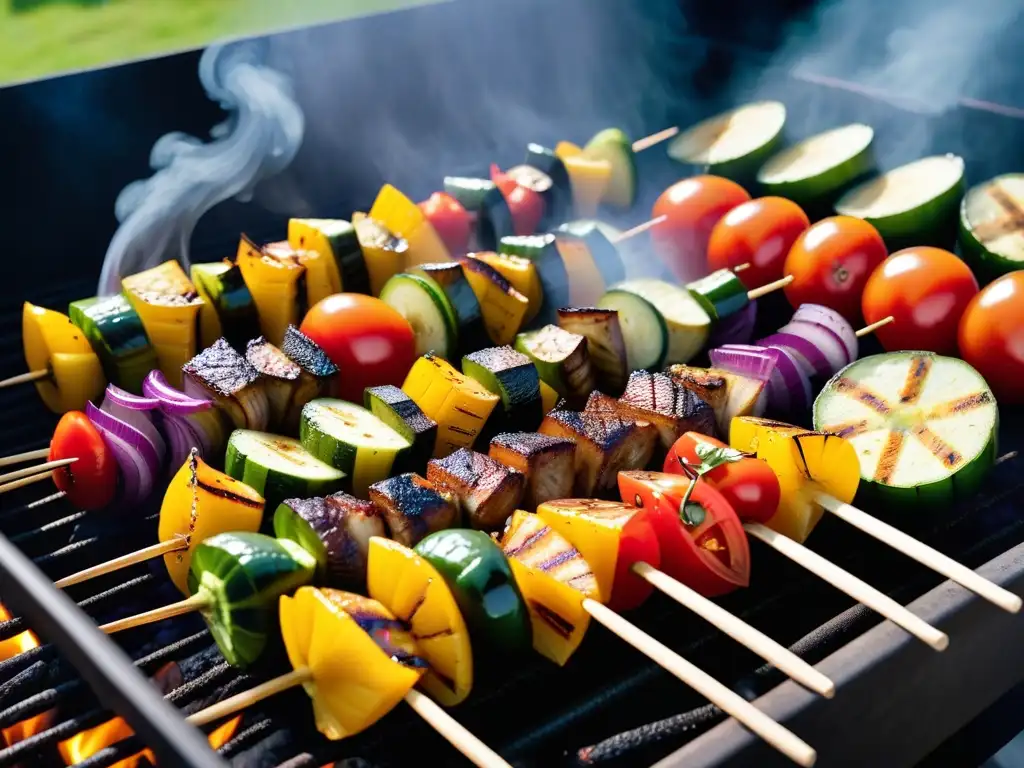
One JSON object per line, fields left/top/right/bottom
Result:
{"left": 426, "top": 448, "right": 526, "bottom": 531}
{"left": 595, "top": 289, "right": 667, "bottom": 371}
{"left": 245, "top": 337, "right": 306, "bottom": 432}
{"left": 364, "top": 384, "right": 438, "bottom": 474}
{"left": 369, "top": 184, "right": 452, "bottom": 267}
{"left": 515, "top": 324, "right": 594, "bottom": 403}
{"left": 191, "top": 261, "right": 259, "bottom": 351}
{"left": 489, "top": 432, "right": 576, "bottom": 509}
{"left": 958, "top": 173, "right": 1024, "bottom": 279}
{"left": 583, "top": 128, "right": 637, "bottom": 208}
{"left": 462, "top": 346, "right": 543, "bottom": 436}
{"left": 524, "top": 143, "right": 573, "bottom": 224}
{"left": 686, "top": 269, "right": 750, "bottom": 322}
{"left": 458, "top": 254, "right": 530, "bottom": 346}
{"left": 668, "top": 101, "right": 786, "bottom": 181}
{"left": 618, "top": 369, "right": 718, "bottom": 448}
{"left": 288, "top": 218, "right": 371, "bottom": 296}
{"left": 352, "top": 212, "right": 409, "bottom": 297}
{"left": 758, "top": 123, "right": 875, "bottom": 210}
{"left": 368, "top": 473, "right": 458, "bottom": 547}
{"left": 380, "top": 273, "right": 457, "bottom": 359}
{"left": 835, "top": 154, "right": 965, "bottom": 249}
{"left": 554, "top": 220, "right": 625, "bottom": 293}
{"left": 409, "top": 262, "right": 488, "bottom": 357}
{"left": 499, "top": 233, "right": 569, "bottom": 324}
{"left": 183, "top": 338, "right": 269, "bottom": 431}
{"left": 300, "top": 399, "right": 413, "bottom": 498}
{"left": 557, "top": 307, "right": 629, "bottom": 394}
{"left": 225, "top": 429, "right": 346, "bottom": 512}
{"left": 68, "top": 295, "right": 158, "bottom": 395}
{"left": 813, "top": 352, "right": 998, "bottom": 507}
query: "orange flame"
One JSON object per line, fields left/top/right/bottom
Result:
{"left": 0, "top": 603, "right": 56, "bottom": 746}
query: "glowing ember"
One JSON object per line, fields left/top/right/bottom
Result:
{"left": 0, "top": 603, "right": 55, "bottom": 747}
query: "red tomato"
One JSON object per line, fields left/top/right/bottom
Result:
{"left": 419, "top": 192, "right": 471, "bottom": 255}
{"left": 862, "top": 247, "right": 979, "bottom": 355}
{"left": 651, "top": 176, "right": 752, "bottom": 283}
{"left": 958, "top": 271, "right": 1024, "bottom": 404}
{"left": 618, "top": 471, "right": 750, "bottom": 597}
{"left": 491, "top": 164, "right": 545, "bottom": 236}
{"left": 706, "top": 197, "right": 810, "bottom": 290}
{"left": 607, "top": 506, "right": 661, "bottom": 612}
{"left": 300, "top": 294, "right": 416, "bottom": 402}
{"left": 783, "top": 216, "right": 888, "bottom": 323}
{"left": 664, "top": 432, "right": 780, "bottom": 524}
{"left": 49, "top": 411, "right": 118, "bottom": 510}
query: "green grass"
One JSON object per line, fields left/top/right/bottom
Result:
{"left": 0, "top": 0, "right": 441, "bottom": 86}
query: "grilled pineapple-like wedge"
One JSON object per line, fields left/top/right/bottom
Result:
{"left": 618, "top": 370, "right": 718, "bottom": 447}
{"left": 426, "top": 448, "right": 525, "bottom": 531}
{"left": 489, "top": 432, "right": 576, "bottom": 509}
{"left": 369, "top": 184, "right": 452, "bottom": 268}
{"left": 500, "top": 510, "right": 599, "bottom": 665}
{"left": 368, "top": 472, "right": 458, "bottom": 548}
{"left": 183, "top": 338, "right": 269, "bottom": 431}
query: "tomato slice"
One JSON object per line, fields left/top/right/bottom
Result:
{"left": 618, "top": 471, "right": 750, "bottom": 597}
{"left": 49, "top": 411, "right": 117, "bottom": 510}
{"left": 664, "top": 432, "right": 780, "bottom": 524}
{"left": 491, "top": 164, "right": 545, "bottom": 236}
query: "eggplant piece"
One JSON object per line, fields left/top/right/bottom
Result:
{"left": 557, "top": 307, "right": 628, "bottom": 394}
{"left": 368, "top": 472, "right": 459, "bottom": 547}
{"left": 281, "top": 325, "right": 339, "bottom": 401}
{"left": 488, "top": 432, "right": 576, "bottom": 509}
{"left": 183, "top": 337, "right": 269, "bottom": 431}
{"left": 274, "top": 492, "right": 387, "bottom": 588}
{"left": 364, "top": 384, "right": 438, "bottom": 473}
{"left": 665, "top": 365, "right": 729, "bottom": 422}
{"left": 462, "top": 346, "right": 543, "bottom": 438}
{"left": 515, "top": 325, "right": 594, "bottom": 404}
{"left": 245, "top": 337, "right": 304, "bottom": 431}
{"left": 617, "top": 369, "right": 718, "bottom": 447}
{"left": 539, "top": 409, "right": 657, "bottom": 496}
{"left": 584, "top": 390, "right": 626, "bottom": 416}
{"left": 426, "top": 448, "right": 525, "bottom": 531}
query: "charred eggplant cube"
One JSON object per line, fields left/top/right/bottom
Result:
{"left": 618, "top": 369, "right": 717, "bottom": 448}
{"left": 426, "top": 448, "right": 525, "bottom": 531}
{"left": 489, "top": 432, "right": 576, "bottom": 509}
{"left": 183, "top": 337, "right": 269, "bottom": 431}
{"left": 368, "top": 472, "right": 458, "bottom": 547}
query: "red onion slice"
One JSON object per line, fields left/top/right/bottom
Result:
{"left": 709, "top": 344, "right": 780, "bottom": 382}
{"left": 104, "top": 384, "right": 160, "bottom": 411}
{"left": 101, "top": 388, "right": 166, "bottom": 469}
{"left": 791, "top": 304, "right": 858, "bottom": 362}
{"left": 86, "top": 401, "right": 160, "bottom": 506}
{"left": 779, "top": 320, "right": 850, "bottom": 375}
{"left": 768, "top": 345, "right": 813, "bottom": 413}
{"left": 706, "top": 301, "right": 757, "bottom": 348}
{"left": 143, "top": 370, "right": 213, "bottom": 415}
{"left": 758, "top": 332, "right": 832, "bottom": 379}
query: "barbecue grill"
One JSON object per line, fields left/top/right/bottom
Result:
{"left": 2, "top": 0, "right": 1024, "bottom": 765}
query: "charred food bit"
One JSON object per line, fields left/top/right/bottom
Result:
{"left": 364, "top": 384, "right": 438, "bottom": 474}
{"left": 556, "top": 307, "right": 628, "bottom": 394}
{"left": 183, "top": 338, "right": 269, "bottom": 431}
{"left": 281, "top": 325, "right": 340, "bottom": 397}
{"left": 426, "top": 448, "right": 525, "bottom": 531}
{"left": 488, "top": 432, "right": 576, "bottom": 509}
{"left": 617, "top": 369, "right": 718, "bottom": 447}
{"left": 245, "top": 336, "right": 303, "bottom": 431}
{"left": 368, "top": 473, "right": 459, "bottom": 547}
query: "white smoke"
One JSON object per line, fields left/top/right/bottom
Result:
{"left": 97, "top": 39, "right": 304, "bottom": 295}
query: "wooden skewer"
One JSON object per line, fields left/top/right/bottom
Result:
{"left": 187, "top": 667, "right": 313, "bottom": 727}
{"left": 54, "top": 536, "right": 187, "bottom": 589}
{"left": 744, "top": 523, "right": 948, "bottom": 650}
{"left": 733, "top": 263, "right": 751, "bottom": 273}
{"left": 855, "top": 316, "right": 894, "bottom": 337}
{"left": 0, "top": 458, "right": 75, "bottom": 485}
{"left": 0, "top": 447, "right": 50, "bottom": 468}
{"left": 0, "top": 470, "right": 56, "bottom": 496}
{"left": 0, "top": 369, "right": 49, "bottom": 389}
{"left": 747, "top": 275, "right": 794, "bottom": 301}
{"left": 632, "top": 126, "right": 679, "bottom": 153}
{"left": 99, "top": 593, "right": 209, "bottom": 634}
{"left": 611, "top": 215, "right": 667, "bottom": 244}
{"left": 815, "top": 492, "right": 1022, "bottom": 614}
{"left": 582, "top": 599, "right": 816, "bottom": 766}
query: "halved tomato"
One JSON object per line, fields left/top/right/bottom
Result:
{"left": 618, "top": 471, "right": 750, "bottom": 597}
{"left": 49, "top": 411, "right": 118, "bottom": 510}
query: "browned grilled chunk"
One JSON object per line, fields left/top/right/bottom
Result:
{"left": 539, "top": 410, "right": 657, "bottom": 495}
{"left": 666, "top": 365, "right": 728, "bottom": 418}
{"left": 618, "top": 370, "right": 718, "bottom": 447}
{"left": 368, "top": 472, "right": 458, "bottom": 547}
{"left": 245, "top": 337, "right": 311, "bottom": 432}
{"left": 557, "top": 307, "right": 628, "bottom": 394}
{"left": 583, "top": 390, "right": 625, "bottom": 416}
{"left": 426, "top": 448, "right": 525, "bottom": 531}
{"left": 183, "top": 337, "right": 269, "bottom": 431}
{"left": 489, "top": 432, "right": 576, "bottom": 509}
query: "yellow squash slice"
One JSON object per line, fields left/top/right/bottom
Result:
{"left": 459, "top": 255, "right": 530, "bottom": 346}
{"left": 265, "top": 240, "right": 337, "bottom": 309}
{"left": 236, "top": 236, "right": 305, "bottom": 346}
{"left": 471, "top": 251, "right": 543, "bottom": 324}
{"left": 555, "top": 142, "right": 612, "bottom": 218}
{"left": 369, "top": 184, "right": 451, "bottom": 268}
{"left": 287, "top": 219, "right": 345, "bottom": 296}
{"left": 540, "top": 380, "right": 559, "bottom": 415}
{"left": 352, "top": 211, "right": 409, "bottom": 297}
{"left": 22, "top": 302, "right": 105, "bottom": 413}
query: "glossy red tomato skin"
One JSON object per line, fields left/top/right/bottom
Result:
{"left": 49, "top": 411, "right": 118, "bottom": 510}
{"left": 958, "top": 271, "right": 1024, "bottom": 404}
{"left": 300, "top": 294, "right": 416, "bottom": 402}
{"left": 607, "top": 508, "right": 661, "bottom": 612}
{"left": 862, "top": 247, "right": 979, "bottom": 355}
{"left": 617, "top": 472, "right": 750, "bottom": 597}
{"left": 491, "top": 165, "right": 545, "bottom": 237}
{"left": 651, "top": 176, "right": 752, "bottom": 283}
{"left": 783, "top": 216, "right": 888, "bottom": 323}
{"left": 663, "top": 432, "right": 780, "bottom": 525}
{"left": 706, "top": 197, "right": 810, "bottom": 290}
{"left": 419, "top": 192, "right": 471, "bottom": 255}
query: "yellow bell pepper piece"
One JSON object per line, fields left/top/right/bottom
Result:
{"left": 158, "top": 451, "right": 265, "bottom": 595}
{"left": 369, "top": 184, "right": 451, "bottom": 268}
{"left": 236, "top": 236, "right": 304, "bottom": 346}
{"left": 352, "top": 211, "right": 408, "bottom": 297}
{"left": 729, "top": 416, "right": 860, "bottom": 543}
{"left": 500, "top": 510, "right": 599, "bottom": 665}
{"left": 280, "top": 586, "right": 423, "bottom": 740}
{"left": 264, "top": 240, "right": 337, "bottom": 310}
{"left": 22, "top": 302, "right": 105, "bottom": 414}
{"left": 470, "top": 251, "right": 542, "bottom": 324}
{"left": 459, "top": 255, "right": 530, "bottom": 346}
{"left": 555, "top": 236, "right": 606, "bottom": 306}
{"left": 121, "top": 261, "right": 204, "bottom": 389}
{"left": 402, "top": 354, "right": 500, "bottom": 458}
{"left": 287, "top": 219, "right": 345, "bottom": 296}
{"left": 540, "top": 380, "right": 559, "bottom": 415}
{"left": 554, "top": 141, "right": 611, "bottom": 217}
{"left": 366, "top": 537, "right": 473, "bottom": 706}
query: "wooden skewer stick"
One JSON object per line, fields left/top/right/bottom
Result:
{"left": 187, "top": 667, "right": 313, "bottom": 727}
{"left": 0, "top": 447, "right": 50, "bottom": 468}
{"left": 0, "top": 369, "right": 49, "bottom": 389}
{"left": 744, "top": 523, "right": 948, "bottom": 650}
{"left": 747, "top": 275, "right": 794, "bottom": 301}
{"left": 632, "top": 562, "right": 834, "bottom": 698}
{"left": 611, "top": 215, "right": 667, "bottom": 244}
{"left": 99, "top": 593, "right": 209, "bottom": 634}
{"left": 733, "top": 262, "right": 751, "bottom": 273}
{"left": 0, "top": 458, "right": 75, "bottom": 486}
{"left": 855, "top": 316, "right": 894, "bottom": 337}
{"left": 582, "top": 599, "right": 816, "bottom": 767}
{"left": 0, "top": 470, "right": 56, "bottom": 496}
{"left": 815, "top": 492, "right": 1022, "bottom": 614}
{"left": 54, "top": 536, "right": 187, "bottom": 589}
{"left": 632, "top": 126, "right": 679, "bottom": 153}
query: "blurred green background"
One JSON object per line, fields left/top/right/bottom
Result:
{"left": 0, "top": 0, "right": 439, "bottom": 86}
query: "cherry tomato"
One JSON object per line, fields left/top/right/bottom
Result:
{"left": 706, "top": 197, "right": 810, "bottom": 290}
{"left": 651, "top": 175, "right": 752, "bottom": 283}
{"left": 491, "top": 164, "right": 545, "bottom": 237}
{"left": 664, "top": 432, "right": 780, "bottom": 524}
{"left": 419, "top": 192, "right": 471, "bottom": 255}
{"left": 608, "top": 506, "right": 661, "bottom": 612}
{"left": 862, "top": 247, "right": 979, "bottom": 355}
{"left": 49, "top": 411, "right": 118, "bottom": 510}
{"left": 618, "top": 471, "right": 750, "bottom": 597}
{"left": 300, "top": 294, "right": 416, "bottom": 402}
{"left": 783, "top": 216, "right": 888, "bottom": 323}
{"left": 958, "top": 271, "right": 1024, "bottom": 404}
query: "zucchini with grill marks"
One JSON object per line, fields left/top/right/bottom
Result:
{"left": 618, "top": 369, "right": 718, "bottom": 448}
{"left": 524, "top": 143, "right": 573, "bottom": 224}
{"left": 462, "top": 346, "right": 543, "bottom": 437}
{"left": 184, "top": 338, "right": 269, "bottom": 431}
{"left": 364, "top": 385, "right": 437, "bottom": 474}
{"left": 489, "top": 432, "right": 576, "bottom": 509}
{"left": 191, "top": 260, "right": 258, "bottom": 350}
{"left": 458, "top": 254, "right": 530, "bottom": 346}
{"left": 426, "top": 448, "right": 525, "bottom": 531}
{"left": 471, "top": 250, "right": 543, "bottom": 324}
{"left": 515, "top": 324, "right": 594, "bottom": 403}
{"left": 69, "top": 295, "right": 158, "bottom": 395}
{"left": 289, "top": 218, "right": 371, "bottom": 296}
{"left": 554, "top": 220, "right": 625, "bottom": 295}
{"left": 557, "top": 307, "right": 628, "bottom": 394}
{"left": 368, "top": 473, "right": 458, "bottom": 547}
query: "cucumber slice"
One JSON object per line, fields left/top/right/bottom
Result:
{"left": 409, "top": 262, "right": 488, "bottom": 356}
{"left": 515, "top": 325, "right": 594, "bottom": 401}
{"left": 68, "top": 295, "right": 158, "bottom": 395}
{"left": 668, "top": 101, "right": 786, "bottom": 182}
{"left": 595, "top": 289, "right": 667, "bottom": 371}
{"left": 686, "top": 268, "right": 749, "bottom": 321}
{"left": 225, "top": 429, "right": 346, "bottom": 512}
{"left": 462, "top": 346, "right": 543, "bottom": 436}
{"left": 758, "top": 123, "right": 875, "bottom": 210}
{"left": 835, "top": 154, "right": 965, "bottom": 249}
{"left": 380, "top": 273, "right": 457, "bottom": 359}
{"left": 959, "top": 173, "right": 1024, "bottom": 280}
{"left": 813, "top": 351, "right": 998, "bottom": 507}
{"left": 364, "top": 384, "right": 438, "bottom": 474}
{"left": 600, "top": 279, "right": 711, "bottom": 367}
{"left": 300, "top": 399, "right": 412, "bottom": 498}
{"left": 583, "top": 128, "right": 637, "bottom": 208}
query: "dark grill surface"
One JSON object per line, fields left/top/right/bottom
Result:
{"left": 2, "top": 0, "right": 1024, "bottom": 766}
